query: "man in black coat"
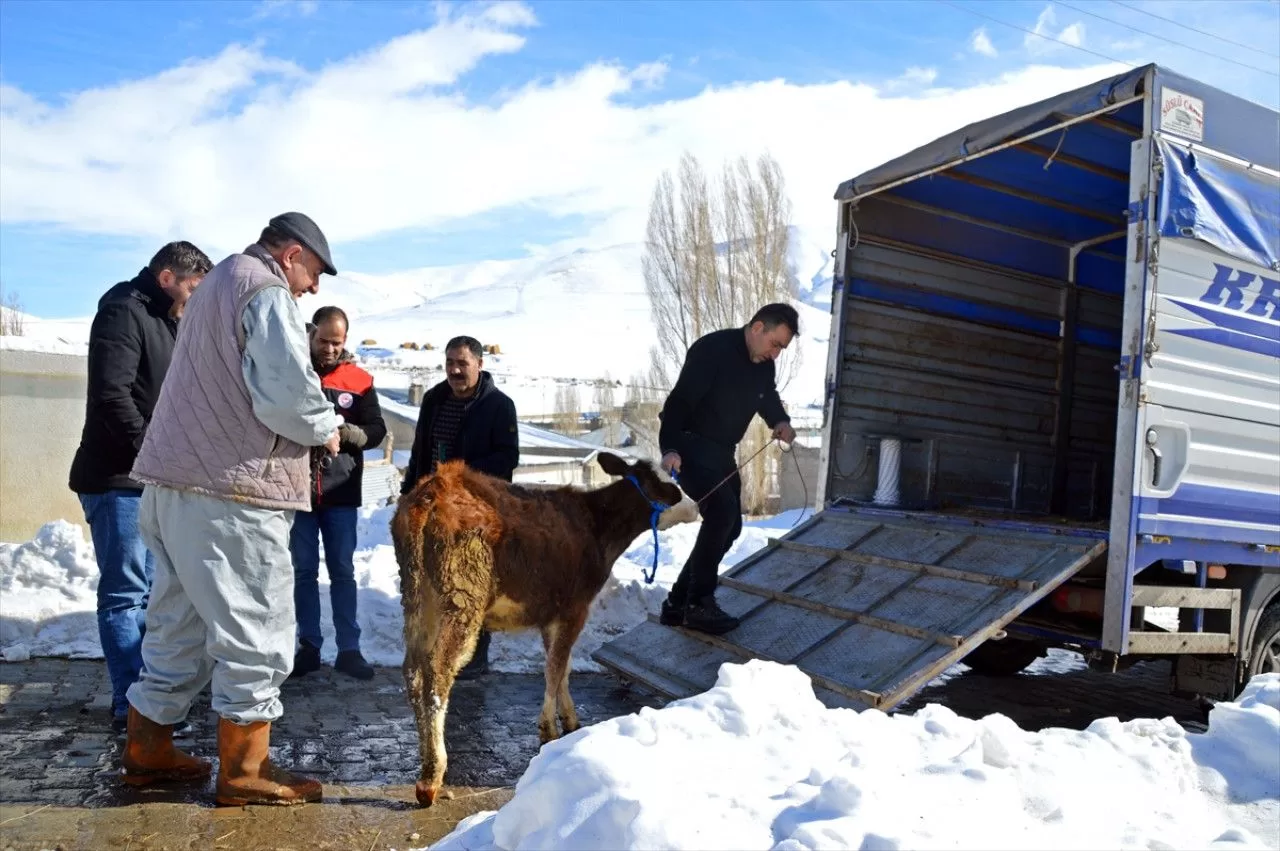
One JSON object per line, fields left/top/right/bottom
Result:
{"left": 401, "top": 335, "right": 519, "bottom": 676}
{"left": 289, "top": 306, "right": 388, "bottom": 681}
{"left": 658, "top": 303, "right": 799, "bottom": 636}
{"left": 68, "top": 241, "right": 213, "bottom": 733}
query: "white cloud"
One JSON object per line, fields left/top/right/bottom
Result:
{"left": 1108, "top": 38, "right": 1145, "bottom": 53}
{"left": 970, "top": 27, "right": 998, "bottom": 58}
{"left": 1058, "top": 22, "right": 1085, "bottom": 48}
{"left": 0, "top": 2, "right": 1126, "bottom": 263}
{"left": 254, "top": 0, "right": 319, "bottom": 19}
{"left": 899, "top": 66, "right": 939, "bottom": 86}
{"left": 1024, "top": 5, "right": 1086, "bottom": 54}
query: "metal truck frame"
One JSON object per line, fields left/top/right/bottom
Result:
{"left": 594, "top": 64, "right": 1279, "bottom": 709}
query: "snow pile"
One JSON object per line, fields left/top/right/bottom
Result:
{"left": 0, "top": 507, "right": 799, "bottom": 671}
{"left": 0, "top": 520, "right": 101, "bottom": 661}
{"left": 0, "top": 313, "right": 92, "bottom": 355}
{"left": 430, "top": 662, "right": 1280, "bottom": 851}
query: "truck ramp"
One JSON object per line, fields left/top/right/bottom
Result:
{"left": 593, "top": 508, "right": 1107, "bottom": 710}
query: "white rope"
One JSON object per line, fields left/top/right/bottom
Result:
{"left": 873, "top": 438, "right": 902, "bottom": 506}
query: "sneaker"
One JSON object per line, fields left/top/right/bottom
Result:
{"left": 659, "top": 597, "right": 685, "bottom": 626}
{"left": 290, "top": 642, "right": 323, "bottom": 679}
{"left": 682, "top": 596, "right": 740, "bottom": 635}
{"left": 334, "top": 649, "right": 374, "bottom": 681}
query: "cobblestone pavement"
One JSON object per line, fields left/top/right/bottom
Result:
{"left": 0, "top": 654, "right": 1207, "bottom": 849}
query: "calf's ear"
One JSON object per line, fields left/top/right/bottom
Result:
{"left": 596, "top": 451, "right": 630, "bottom": 477}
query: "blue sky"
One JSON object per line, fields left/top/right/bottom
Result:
{"left": 2, "top": 0, "right": 1278, "bottom": 317}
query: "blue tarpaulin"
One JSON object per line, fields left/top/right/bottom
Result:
{"left": 836, "top": 64, "right": 1280, "bottom": 204}
{"left": 1157, "top": 138, "right": 1280, "bottom": 271}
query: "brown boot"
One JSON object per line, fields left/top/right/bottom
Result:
{"left": 121, "top": 706, "right": 212, "bottom": 786}
{"left": 215, "top": 718, "right": 322, "bottom": 806}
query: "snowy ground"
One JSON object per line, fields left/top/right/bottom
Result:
{"left": 429, "top": 664, "right": 1280, "bottom": 851}
{"left": 3, "top": 509, "right": 1277, "bottom": 851}
{"left": 0, "top": 506, "right": 1151, "bottom": 680}
{"left": 0, "top": 506, "right": 811, "bottom": 671}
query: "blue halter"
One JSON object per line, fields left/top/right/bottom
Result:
{"left": 625, "top": 474, "right": 671, "bottom": 584}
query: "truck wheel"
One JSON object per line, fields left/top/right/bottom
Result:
{"left": 962, "top": 639, "right": 1045, "bottom": 676}
{"left": 1245, "top": 603, "right": 1280, "bottom": 682}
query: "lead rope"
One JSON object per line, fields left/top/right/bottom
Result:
{"left": 639, "top": 438, "right": 812, "bottom": 586}
{"left": 625, "top": 474, "right": 671, "bottom": 584}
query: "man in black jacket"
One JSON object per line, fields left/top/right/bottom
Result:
{"left": 68, "top": 241, "right": 213, "bottom": 733}
{"left": 657, "top": 303, "right": 799, "bottom": 636}
{"left": 290, "top": 306, "right": 388, "bottom": 681}
{"left": 401, "top": 335, "right": 519, "bottom": 676}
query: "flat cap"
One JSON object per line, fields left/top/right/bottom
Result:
{"left": 269, "top": 211, "right": 337, "bottom": 276}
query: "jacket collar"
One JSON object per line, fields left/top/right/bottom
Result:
{"left": 131, "top": 267, "right": 175, "bottom": 318}
{"left": 314, "top": 349, "right": 356, "bottom": 376}
{"left": 428, "top": 370, "right": 495, "bottom": 405}
{"left": 243, "top": 243, "right": 290, "bottom": 287}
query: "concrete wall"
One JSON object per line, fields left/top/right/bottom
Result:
{"left": 0, "top": 349, "right": 88, "bottom": 541}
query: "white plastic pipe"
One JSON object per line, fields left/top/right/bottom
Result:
{"left": 873, "top": 438, "right": 902, "bottom": 506}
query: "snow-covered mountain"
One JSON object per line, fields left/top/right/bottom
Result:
{"left": 7, "top": 227, "right": 837, "bottom": 424}
{"left": 299, "top": 225, "right": 836, "bottom": 422}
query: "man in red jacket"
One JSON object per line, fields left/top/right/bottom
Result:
{"left": 289, "top": 306, "right": 387, "bottom": 680}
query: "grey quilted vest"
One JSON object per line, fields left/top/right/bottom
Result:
{"left": 131, "top": 246, "right": 312, "bottom": 511}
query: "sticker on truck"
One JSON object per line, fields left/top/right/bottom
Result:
{"left": 1161, "top": 89, "right": 1205, "bottom": 142}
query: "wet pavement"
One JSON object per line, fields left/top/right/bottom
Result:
{"left": 0, "top": 654, "right": 1206, "bottom": 849}
{"left": 0, "top": 660, "right": 662, "bottom": 849}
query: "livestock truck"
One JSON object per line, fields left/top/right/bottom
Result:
{"left": 597, "top": 63, "right": 1279, "bottom": 711}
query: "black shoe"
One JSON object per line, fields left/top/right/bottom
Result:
{"left": 659, "top": 597, "right": 685, "bottom": 626}
{"left": 334, "top": 649, "right": 375, "bottom": 681}
{"left": 456, "top": 631, "right": 490, "bottom": 681}
{"left": 290, "top": 642, "right": 323, "bottom": 679}
{"left": 682, "top": 596, "right": 740, "bottom": 635}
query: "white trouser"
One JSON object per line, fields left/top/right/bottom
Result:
{"left": 126, "top": 485, "right": 297, "bottom": 725}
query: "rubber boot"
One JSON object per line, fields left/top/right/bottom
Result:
{"left": 120, "top": 706, "right": 212, "bottom": 786}
{"left": 215, "top": 718, "right": 323, "bottom": 806}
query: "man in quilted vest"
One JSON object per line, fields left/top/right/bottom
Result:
{"left": 122, "top": 212, "right": 344, "bottom": 807}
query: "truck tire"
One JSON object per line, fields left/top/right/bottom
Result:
{"left": 1245, "top": 602, "right": 1280, "bottom": 683}
{"left": 962, "top": 639, "right": 1045, "bottom": 676}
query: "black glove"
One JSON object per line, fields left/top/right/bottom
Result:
{"left": 338, "top": 422, "right": 368, "bottom": 449}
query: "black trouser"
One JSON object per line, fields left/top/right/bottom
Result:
{"left": 668, "top": 458, "right": 743, "bottom": 605}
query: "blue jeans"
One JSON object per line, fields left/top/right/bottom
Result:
{"left": 289, "top": 506, "right": 361, "bottom": 653}
{"left": 80, "top": 489, "right": 155, "bottom": 719}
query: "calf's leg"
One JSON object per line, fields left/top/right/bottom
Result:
{"left": 539, "top": 608, "right": 588, "bottom": 743}
{"left": 552, "top": 606, "right": 586, "bottom": 731}
{"left": 416, "top": 604, "right": 485, "bottom": 804}
{"left": 401, "top": 570, "right": 444, "bottom": 806}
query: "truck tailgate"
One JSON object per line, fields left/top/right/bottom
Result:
{"left": 593, "top": 507, "right": 1107, "bottom": 710}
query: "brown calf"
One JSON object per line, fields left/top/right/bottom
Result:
{"left": 391, "top": 451, "right": 699, "bottom": 807}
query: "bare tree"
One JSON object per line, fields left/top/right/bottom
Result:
{"left": 553, "top": 383, "right": 581, "bottom": 436}
{"left": 592, "top": 371, "right": 622, "bottom": 447}
{"left": 622, "top": 369, "right": 663, "bottom": 459}
{"left": 0, "top": 286, "right": 25, "bottom": 337}
{"left": 642, "top": 150, "right": 800, "bottom": 512}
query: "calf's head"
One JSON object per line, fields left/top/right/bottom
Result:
{"left": 597, "top": 452, "right": 700, "bottom": 530}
